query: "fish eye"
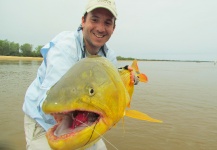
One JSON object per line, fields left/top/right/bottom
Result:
{"left": 89, "top": 87, "right": 95, "bottom": 96}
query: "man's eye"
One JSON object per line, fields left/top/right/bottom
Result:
{"left": 105, "top": 22, "right": 112, "bottom": 26}
{"left": 91, "top": 19, "right": 97, "bottom": 22}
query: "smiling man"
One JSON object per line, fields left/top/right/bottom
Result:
{"left": 22, "top": 0, "right": 131, "bottom": 150}
{"left": 82, "top": 7, "right": 116, "bottom": 55}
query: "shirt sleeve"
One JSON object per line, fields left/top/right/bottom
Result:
{"left": 106, "top": 48, "right": 117, "bottom": 66}
{"left": 23, "top": 31, "right": 80, "bottom": 128}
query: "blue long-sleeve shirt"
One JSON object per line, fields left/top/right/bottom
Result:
{"left": 22, "top": 29, "right": 117, "bottom": 131}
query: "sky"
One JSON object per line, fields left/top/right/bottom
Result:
{"left": 0, "top": 0, "right": 217, "bottom": 61}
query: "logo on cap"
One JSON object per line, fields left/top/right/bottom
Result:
{"left": 97, "top": 0, "right": 111, "bottom": 5}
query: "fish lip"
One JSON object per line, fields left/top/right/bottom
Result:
{"left": 48, "top": 110, "right": 102, "bottom": 139}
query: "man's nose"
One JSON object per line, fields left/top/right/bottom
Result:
{"left": 96, "top": 22, "right": 106, "bottom": 32}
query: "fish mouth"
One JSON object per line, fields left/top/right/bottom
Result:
{"left": 50, "top": 110, "right": 100, "bottom": 137}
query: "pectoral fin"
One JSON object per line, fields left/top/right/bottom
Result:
{"left": 138, "top": 73, "right": 148, "bottom": 82}
{"left": 125, "top": 110, "right": 163, "bottom": 123}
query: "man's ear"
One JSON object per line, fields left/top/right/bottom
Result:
{"left": 113, "top": 18, "right": 116, "bottom": 30}
{"left": 81, "top": 16, "right": 85, "bottom": 28}
{"left": 113, "top": 24, "right": 116, "bottom": 30}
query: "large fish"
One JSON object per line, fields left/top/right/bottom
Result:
{"left": 42, "top": 55, "right": 162, "bottom": 150}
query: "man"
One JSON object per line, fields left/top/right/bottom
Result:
{"left": 23, "top": 0, "right": 135, "bottom": 149}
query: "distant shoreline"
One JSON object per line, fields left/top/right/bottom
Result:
{"left": 0, "top": 56, "right": 43, "bottom": 61}
{"left": 0, "top": 55, "right": 213, "bottom": 63}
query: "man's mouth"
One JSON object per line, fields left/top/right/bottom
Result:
{"left": 51, "top": 111, "right": 100, "bottom": 137}
{"left": 93, "top": 33, "right": 105, "bottom": 38}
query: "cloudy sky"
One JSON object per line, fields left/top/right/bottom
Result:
{"left": 0, "top": 0, "right": 217, "bottom": 61}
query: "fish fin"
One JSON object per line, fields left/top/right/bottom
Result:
{"left": 131, "top": 60, "right": 148, "bottom": 83}
{"left": 131, "top": 60, "right": 139, "bottom": 72}
{"left": 139, "top": 73, "right": 148, "bottom": 82}
{"left": 125, "top": 110, "right": 163, "bottom": 123}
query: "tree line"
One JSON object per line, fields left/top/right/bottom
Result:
{"left": 0, "top": 39, "right": 43, "bottom": 57}
{"left": 116, "top": 56, "right": 135, "bottom": 60}
{"left": 0, "top": 39, "right": 138, "bottom": 60}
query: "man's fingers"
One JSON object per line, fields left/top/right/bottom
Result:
{"left": 127, "top": 66, "right": 133, "bottom": 71}
{"left": 130, "top": 71, "right": 134, "bottom": 84}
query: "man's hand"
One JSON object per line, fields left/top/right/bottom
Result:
{"left": 124, "top": 65, "right": 139, "bottom": 85}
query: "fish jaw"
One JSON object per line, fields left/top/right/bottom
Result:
{"left": 45, "top": 110, "right": 112, "bottom": 150}
{"left": 43, "top": 90, "right": 126, "bottom": 150}
{"left": 43, "top": 85, "right": 126, "bottom": 150}
{"left": 43, "top": 95, "right": 121, "bottom": 150}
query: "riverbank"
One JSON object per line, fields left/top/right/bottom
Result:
{"left": 0, "top": 56, "right": 43, "bottom": 61}
{"left": 0, "top": 55, "right": 214, "bottom": 63}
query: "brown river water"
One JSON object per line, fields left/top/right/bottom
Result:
{"left": 0, "top": 60, "right": 217, "bottom": 150}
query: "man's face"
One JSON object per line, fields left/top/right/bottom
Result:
{"left": 82, "top": 8, "right": 115, "bottom": 54}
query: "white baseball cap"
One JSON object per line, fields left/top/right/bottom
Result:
{"left": 84, "top": 0, "right": 117, "bottom": 18}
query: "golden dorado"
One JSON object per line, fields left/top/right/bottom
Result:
{"left": 42, "top": 55, "right": 162, "bottom": 150}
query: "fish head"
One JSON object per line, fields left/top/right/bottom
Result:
{"left": 42, "top": 56, "right": 129, "bottom": 150}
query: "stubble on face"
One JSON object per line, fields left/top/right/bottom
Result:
{"left": 82, "top": 8, "right": 115, "bottom": 55}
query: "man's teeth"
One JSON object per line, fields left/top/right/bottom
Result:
{"left": 94, "top": 33, "right": 104, "bottom": 38}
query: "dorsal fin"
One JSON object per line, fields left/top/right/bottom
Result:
{"left": 131, "top": 60, "right": 139, "bottom": 73}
